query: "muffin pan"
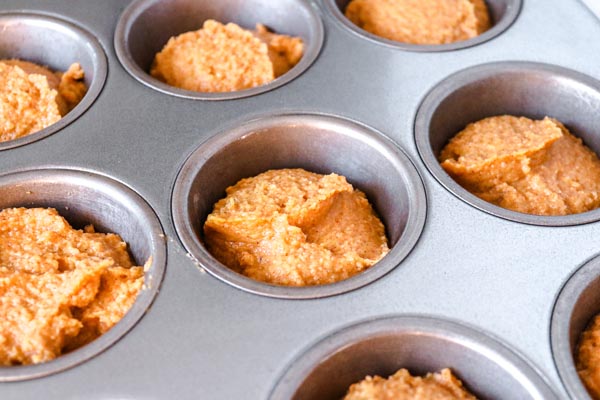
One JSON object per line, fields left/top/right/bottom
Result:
{"left": 0, "top": 168, "right": 166, "bottom": 381}
{"left": 270, "top": 315, "right": 556, "bottom": 399}
{"left": 172, "top": 113, "right": 426, "bottom": 298}
{"left": 325, "top": 0, "right": 522, "bottom": 51}
{"left": 0, "top": 12, "right": 107, "bottom": 151}
{"left": 1, "top": 0, "right": 600, "bottom": 398}
{"left": 115, "top": 0, "right": 323, "bottom": 100}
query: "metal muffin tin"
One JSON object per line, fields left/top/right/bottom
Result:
{"left": 115, "top": 0, "right": 324, "bottom": 100}
{"left": 551, "top": 254, "right": 600, "bottom": 400}
{"left": 1, "top": 0, "right": 600, "bottom": 398}
{"left": 172, "top": 113, "right": 426, "bottom": 299}
{"left": 0, "top": 12, "right": 107, "bottom": 151}
{"left": 270, "top": 315, "right": 556, "bottom": 399}
{"left": 0, "top": 168, "right": 166, "bottom": 382}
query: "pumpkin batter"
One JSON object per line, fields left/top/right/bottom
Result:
{"left": 150, "top": 19, "right": 303, "bottom": 93}
{"left": 577, "top": 314, "right": 600, "bottom": 399}
{"left": 0, "top": 60, "right": 87, "bottom": 142}
{"left": 345, "top": 0, "right": 491, "bottom": 45}
{"left": 203, "top": 169, "right": 389, "bottom": 286}
{"left": 344, "top": 368, "right": 477, "bottom": 400}
{"left": 0, "top": 207, "right": 145, "bottom": 365}
{"left": 439, "top": 115, "right": 600, "bottom": 216}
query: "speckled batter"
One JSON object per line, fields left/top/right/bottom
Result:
{"left": 439, "top": 116, "right": 600, "bottom": 216}
{"left": 0, "top": 208, "right": 145, "bottom": 365}
{"left": 577, "top": 314, "right": 600, "bottom": 399}
{"left": 345, "top": 0, "right": 491, "bottom": 45}
{"left": 150, "top": 20, "right": 303, "bottom": 93}
{"left": 0, "top": 60, "right": 87, "bottom": 142}
{"left": 344, "top": 368, "right": 477, "bottom": 400}
{"left": 203, "top": 169, "right": 389, "bottom": 286}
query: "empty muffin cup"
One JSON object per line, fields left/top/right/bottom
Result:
{"left": 0, "top": 168, "right": 166, "bottom": 381}
{"left": 551, "top": 254, "right": 600, "bottom": 399}
{"left": 0, "top": 12, "right": 107, "bottom": 151}
{"left": 269, "top": 315, "right": 557, "bottom": 399}
{"left": 114, "top": 0, "right": 323, "bottom": 100}
{"left": 324, "top": 0, "right": 521, "bottom": 51}
{"left": 415, "top": 61, "right": 600, "bottom": 226}
{"left": 171, "top": 113, "right": 426, "bottom": 299}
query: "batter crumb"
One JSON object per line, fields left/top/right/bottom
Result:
{"left": 439, "top": 115, "right": 600, "bottom": 216}
{"left": 577, "top": 314, "right": 600, "bottom": 399}
{"left": 344, "top": 368, "right": 477, "bottom": 400}
{"left": 0, "top": 60, "right": 87, "bottom": 142}
{"left": 203, "top": 168, "right": 389, "bottom": 286}
{"left": 0, "top": 207, "right": 146, "bottom": 366}
{"left": 150, "top": 19, "right": 304, "bottom": 92}
{"left": 345, "top": 0, "right": 491, "bottom": 45}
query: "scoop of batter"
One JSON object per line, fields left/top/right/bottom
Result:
{"left": 345, "top": 0, "right": 491, "bottom": 45}
{"left": 203, "top": 169, "right": 389, "bottom": 286}
{"left": 577, "top": 314, "right": 600, "bottom": 399}
{"left": 344, "top": 368, "right": 477, "bottom": 400}
{"left": 0, "top": 60, "right": 87, "bottom": 142}
{"left": 150, "top": 19, "right": 303, "bottom": 93}
{"left": 0, "top": 207, "right": 145, "bottom": 365}
{"left": 439, "top": 115, "right": 600, "bottom": 216}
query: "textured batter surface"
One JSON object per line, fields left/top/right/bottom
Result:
{"left": 0, "top": 60, "right": 86, "bottom": 142}
{"left": 344, "top": 368, "right": 477, "bottom": 400}
{"left": 578, "top": 314, "right": 600, "bottom": 399}
{"left": 439, "top": 116, "right": 600, "bottom": 216}
{"left": 150, "top": 20, "right": 303, "bottom": 92}
{"left": 345, "top": 0, "right": 491, "bottom": 45}
{"left": 204, "top": 169, "right": 389, "bottom": 286}
{"left": 0, "top": 208, "right": 145, "bottom": 365}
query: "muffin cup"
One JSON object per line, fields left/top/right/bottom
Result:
{"left": 324, "top": 0, "right": 521, "bottom": 51}
{"left": 551, "top": 254, "right": 600, "bottom": 399}
{"left": 415, "top": 61, "right": 600, "bottom": 226}
{"left": 269, "top": 315, "right": 557, "bottom": 399}
{"left": 0, "top": 12, "right": 107, "bottom": 151}
{"left": 171, "top": 112, "right": 426, "bottom": 299}
{"left": 0, "top": 168, "right": 167, "bottom": 381}
{"left": 114, "top": 0, "right": 323, "bottom": 100}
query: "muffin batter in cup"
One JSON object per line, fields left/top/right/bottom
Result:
{"left": 439, "top": 115, "right": 600, "bottom": 216}
{"left": 203, "top": 168, "right": 389, "bottom": 286}
{"left": 0, "top": 60, "right": 87, "bottom": 142}
{"left": 344, "top": 368, "right": 477, "bottom": 399}
{"left": 0, "top": 207, "right": 146, "bottom": 366}
{"left": 344, "top": 0, "right": 491, "bottom": 45}
{"left": 150, "top": 19, "right": 303, "bottom": 93}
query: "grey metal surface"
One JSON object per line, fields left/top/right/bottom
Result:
{"left": 270, "top": 315, "right": 557, "bottom": 399}
{"left": 551, "top": 254, "right": 600, "bottom": 400}
{"left": 0, "top": 0, "right": 599, "bottom": 398}
{"left": 172, "top": 113, "right": 426, "bottom": 298}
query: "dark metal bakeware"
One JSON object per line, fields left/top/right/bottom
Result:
{"left": 0, "top": 0, "right": 600, "bottom": 398}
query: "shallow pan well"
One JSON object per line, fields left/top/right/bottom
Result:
{"left": 0, "top": 12, "right": 107, "bottom": 150}
{"left": 171, "top": 113, "right": 426, "bottom": 299}
{"left": 115, "top": 0, "right": 323, "bottom": 100}
{"left": 269, "top": 315, "right": 557, "bottom": 399}
{"left": 0, "top": 168, "right": 166, "bottom": 381}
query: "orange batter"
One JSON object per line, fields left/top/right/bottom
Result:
{"left": 0, "top": 60, "right": 87, "bottom": 142}
{"left": 344, "top": 368, "right": 477, "bottom": 400}
{"left": 151, "top": 19, "right": 303, "bottom": 92}
{"left": 345, "top": 0, "right": 491, "bottom": 45}
{"left": 0, "top": 207, "right": 145, "bottom": 365}
{"left": 577, "top": 314, "right": 600, "bottom": 399}
{"left": 439, "top": 116, "right": 600, "bottom": 216}
{"left": 203, "top": 169, "right": 389, "bottom": 286}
